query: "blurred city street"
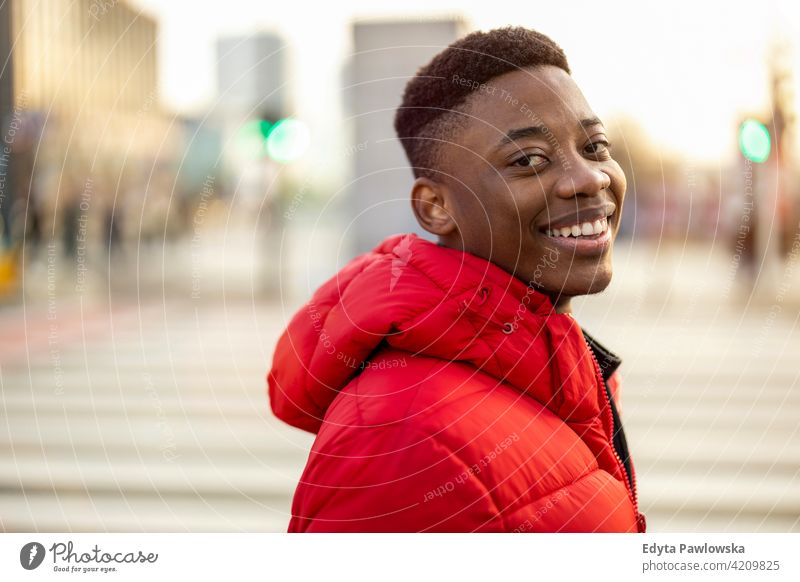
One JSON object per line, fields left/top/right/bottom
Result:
{"left": 0, "top": 289, "right": 314, "bottom": 532}
{"left": 1, "top": 239, "right": 798, "bottom": 532}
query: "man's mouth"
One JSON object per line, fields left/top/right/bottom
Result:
{"left": 536, "top": 204, "right": 616, "bottom": 256}
{"left": 539, "top": 202, "right": 616, "bottom": 239}
{"left": 544, "top": 217, "right": 609, "bottom": 238}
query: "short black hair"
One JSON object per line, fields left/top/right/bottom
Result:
{"left": 394, "top": 26, "right": 571, "bottom": 180}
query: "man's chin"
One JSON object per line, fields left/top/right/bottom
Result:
{"left": 580, "top": 279, "right": 612, "bottom": 296}
{"left": 548, "top": 272, "right": 612, "bottom": 298}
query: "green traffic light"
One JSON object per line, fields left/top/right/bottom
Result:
{"left": 738, "top": 119, "right": 771, "bottom": 163}
{"left": 266, "top": 118, "right": 310, "bottom": 163}
{"left": 258, "top": 119, "right": 274, "bottom": 139}
{"left": 235, "top": 117, "right": 309, "bottom": 162}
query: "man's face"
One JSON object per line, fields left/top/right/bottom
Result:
{"left": 437, "top": 65, "right": 626, "bottom": 300}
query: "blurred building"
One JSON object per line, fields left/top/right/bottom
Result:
{"left": 216, "top": 33, "right": 287, "bottom": 117}
{"left": 0, "top": 0, "right": 187, "bottom": 296}
{"left": 345, "top": 19, "right": 465, "bottom": 255}
{"left": 10, "top": 0, "right": 157, "bottom": 115}
{"left": 8, "top": 0, "right": 167, "bottom": 171}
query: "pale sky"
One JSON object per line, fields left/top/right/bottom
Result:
{"left": 130, "top": 0, "right": 800, "bottom": 167}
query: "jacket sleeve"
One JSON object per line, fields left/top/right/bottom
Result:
{"left": 288, "top": 423, "right": 504, "bottom": 532}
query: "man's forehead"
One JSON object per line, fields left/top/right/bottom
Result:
{"left": 463, "top": 66, "right": 592, "bottom": 130}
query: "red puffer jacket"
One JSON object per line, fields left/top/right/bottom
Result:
{"left": 267, "top": 233, "right": 645, "bottom": 532}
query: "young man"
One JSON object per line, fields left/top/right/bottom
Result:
{"left": 267, "top": 26, "right": 645, "bottom": 532}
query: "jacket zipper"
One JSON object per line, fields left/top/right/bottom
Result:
{"left": 582, "top": 333, "right": 644, "bottom": 532}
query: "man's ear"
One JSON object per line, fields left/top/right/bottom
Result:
{"left": 410, "top": 177, "right": 458, "bottom": 237}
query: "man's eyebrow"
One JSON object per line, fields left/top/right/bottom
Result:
{"left": 498, "top": 125, "right": 546, "bottom": 146}
{"left": 498, "top": 116, "right": 605, "bottom": 147}
{"left": 581, "top": 116, "right": 604, "bottom": 129}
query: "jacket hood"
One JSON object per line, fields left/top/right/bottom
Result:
{"left": 267, "top": 233, "right": 607, "bottom": 437}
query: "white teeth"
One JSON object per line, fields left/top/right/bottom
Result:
{"left": 546, "top": 217, "right": 611, "bottom": 237}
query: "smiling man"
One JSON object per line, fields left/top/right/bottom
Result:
{"left": 268, "top": 26, "right": 645, "bottom": 532}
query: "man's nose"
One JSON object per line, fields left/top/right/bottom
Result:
{"left": 552, "top": 161, "right": 610, "bottom": 199}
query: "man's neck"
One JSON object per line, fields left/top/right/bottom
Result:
{"left": 553, "top": 296, "right": 573, "bottom": 314}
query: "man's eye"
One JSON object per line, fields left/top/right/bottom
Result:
{"left": 585, "top": 141, "right": 611, "bottom": 155}
{"left": 513, "top": 153, "right": 548, "bottom": 167}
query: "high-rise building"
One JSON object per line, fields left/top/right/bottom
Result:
{"left": 345, "top": 18, "right": 465, "bottom": 255}
{"left": 2, "top": 0, "right": 177, "bottom": 255}
{"left": 216, "top": 32, "right": 287, "bottom": 117}
{"left": 10, "top": 0, "right": 157, "bottom": 116}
